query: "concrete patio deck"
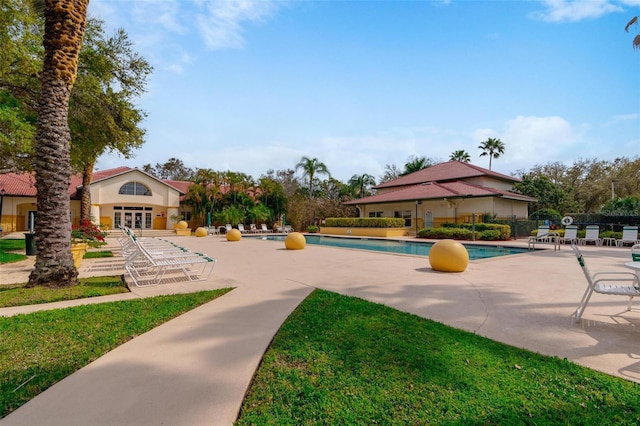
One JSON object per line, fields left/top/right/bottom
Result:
{"left": 1, "top": 233, "right": 640, "bottom": 425}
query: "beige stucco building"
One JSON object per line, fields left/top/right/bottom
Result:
{"left": 344, "top": 161, "right": 536, "bottom": 231}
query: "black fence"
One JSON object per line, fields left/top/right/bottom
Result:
{"left": 490, "top": 214, "right": 640, "bottom": 239}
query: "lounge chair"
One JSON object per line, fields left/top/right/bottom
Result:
{"left": 237, "top": 224, "right": 248, "bottom": 234}
{"left": 225, "top": 224, "right": 232, "bottom": 233}
{"left": 556, "top": 225, "right": 578, "bottom": 246}
{"left": 616, "top": 226, "right": 640, "bottom": 247}
{"left": 578, "top": 225, "right": 602, "bottom": 246}
{"left": 527, "top": 225, "right": 558, "bottom": 249}
{"left": 261, "top": 224, "right": 271, "bottom": 233}
{"left": 572, "top": 245, "right": 640, "bottom": 321}
{"left": 632, "top": 244, "right": 640, "bottom": 262}
{"left": 249, "top": 224, "right": 259, "bottom": 233}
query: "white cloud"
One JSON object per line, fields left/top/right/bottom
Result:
{"left": 196, "top": 0, "right": 280, "bottom": 50}
{"left": 532, "top": 0, "right": 623, "bottom": 23}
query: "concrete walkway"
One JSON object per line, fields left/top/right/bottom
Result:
{"left": 2, "top": 234, "right": 640, "bottom": 425}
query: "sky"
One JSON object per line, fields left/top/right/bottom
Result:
{"left": 90, "top": 0, "right": 640, "bottom": 182}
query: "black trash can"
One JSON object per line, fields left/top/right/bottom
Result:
{"left": 24, "top": 233, "right": 36, "bottom": 255}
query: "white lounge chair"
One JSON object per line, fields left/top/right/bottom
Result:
{"left": 261, "top": 224, "right": 271, "bottom": 233}
{"left": 556, "top": 225, "right": 578, "bottom": 245}
{"left": 578, "top": 225, "right": 602, "bottom": 246}
{"left": 571, "top": 245, "right": 640, "bottom": 321}
{"left": 527, "top": 225, "right": 558, "bottom": 249}
{"left": 238, "top": 224, "right": 248, "bottom": 234}
{"left": 616, "top": 226, "right": 640, "bottom": 247}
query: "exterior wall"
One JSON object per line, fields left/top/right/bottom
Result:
{"left": 90, "top": 170, "right": 181, "bottom": 230}
{"left": 356, "top": 196, "right": 529, "bottom": 229}
{"left": 463, "top": 176, "right": 515, "bottom": 191}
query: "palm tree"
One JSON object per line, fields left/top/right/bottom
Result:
{"left": 29, "top": 0, "right": 89, "bottom": 288}
{"left": 625, "top": 16, "right": 640, "bottom": 50}
{"left": 348, "top": 173, "right": 376, "bottom": 198}
{"left": 295, "top": 156, "right": 330, "bottom": 198}
{"left": 449, "top": 150, "right": 471, "bottom": 162}
{"left": 478, "top": 138, "right": 505, "bottom": 170}
{"left": 401, "top": 155, "right": 435, "bottom": 176}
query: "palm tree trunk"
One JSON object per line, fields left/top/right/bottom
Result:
{"left": 80, "top": 160, "right": 94, "bottom": 221}
{"left": 28, "top": 0, "right": 89, "bottom": 288}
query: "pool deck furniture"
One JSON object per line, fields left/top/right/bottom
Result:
{"left": 572, "top": 245, "right": 640, "bottom": 322}
{"left": 617, "top": 226, "right": 640, "bottom": 247}
{"left": 4, "top": 234, "right": 640, "bottom": 424}
{"left": 527, "top": 225, "right": 559, "bottom": 250}
{"left": 578, "top": 225, "right": 602, "bottom": 246}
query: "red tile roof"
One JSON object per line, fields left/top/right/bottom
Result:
{"left": 0, "top": 167, "right": 189, "bottom": 197}
{"left": 374, "top": 161, "right": 519, "bottom": 189}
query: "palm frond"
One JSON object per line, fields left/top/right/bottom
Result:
{"left": 625, "top": 16, "right": 638, "bottom": 33}
{"left": 634, "top": 34, "right": 640, "bottom": 50}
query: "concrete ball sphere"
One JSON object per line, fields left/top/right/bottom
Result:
{"left": 429, "top": 239, "right": 469, "bottom": 272}
{"left": 195, "top": 227, "right": 208, "bottom": 237}
{"left": 226, "top": 228, "right": 242, "bottom": 241}
{"left": 176, "top": 220, "right": 189, "bottom": 229}
{"left": 284, "top": 232, "right": 306, "bottom": 250}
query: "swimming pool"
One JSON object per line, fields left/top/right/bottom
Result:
{"left": 255, "top": 235, "right": 528, "bottom": 260}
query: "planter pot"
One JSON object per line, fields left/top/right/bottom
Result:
{"left": 71, "top": 243, "right": 88, "bottom": 268}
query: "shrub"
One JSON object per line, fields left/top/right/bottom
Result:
{"left": 417, "top": 227, "right": 474, "bottom": 240}
{"left": 478, "top": 230, "right": 501, "bottom": 240}
{"left": 306, "top": 225, "right": 319, "bottom": 233}
{"left": 441, "top": 223, "right": 511, "bottom": 240}
{"left": 324, "top": 218, "right": 405, "bottom": 228}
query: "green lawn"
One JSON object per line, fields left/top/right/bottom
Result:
{"left": 237, "top": 289, "right": 640, "bottom": 425}
{"left": 0, "top": 239, "right": 27, "bottom": 264}
{"left": 0, "top": 276, "right": 130, "bottom": 307}
{"left": 0, "top": 288, "right": 232, "bottom": 417}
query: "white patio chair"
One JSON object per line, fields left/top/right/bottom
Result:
{"left": 238, "top": 224, "right": 248, "bottom": 234}
{"left": 631, "top": 244, "right": 640, "bottom": 262}
{"left": 556, "top": 225, "right": 578, "bottom": 245}
{"left": 617, "top": 226, "right": 640, "bottom": 247}
{"left": 527, "top": 225, "right": 558, "bottom": 249}
{"left": 261, "top": 224, "right": 272, "bottom": 233}
{"left": 578, "top": 225, "right": 602, "bottom": 246}
{"left": 571, "top": 245, "right": 640, "bottom": 322}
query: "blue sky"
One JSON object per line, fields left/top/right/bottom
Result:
{"left": 91, "top": 0, "right": 640, "bottom": 182}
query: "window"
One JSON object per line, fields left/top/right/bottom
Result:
{"left": 114, "top": 212, "right": 121, "bottom": 228}
{"left": 118, "top": 182, "right": 151, "bottom": 196}
{"left": 368, "top": 211, "right": 383, "bottom": 218}
{"left": 394, "top": 210, "right": 412, "bottom": 227}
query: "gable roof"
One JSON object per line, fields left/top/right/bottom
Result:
{"left": 0, "top": 167, "right": 188, "bottom": 197}
{"left": 345, "top": 180, "right": 536, "bottom": 205}
{"left": 375, "top": 161, "right": 520, "bottom": 189}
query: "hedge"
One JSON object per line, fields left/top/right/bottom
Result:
{"left": 324, "top": 217, "right": 405, "bottom": 228}
{"left": 417, "top": 227, "right": 474, "bottom": 240}
{"left": 441, "top": 223, "right": 511, "bottom": 240}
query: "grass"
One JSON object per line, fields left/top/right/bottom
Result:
{"left": 83, "top": 250, "right": 113, "bottom": 259}
{"left": 0, "top": 276, "right": 130, "bottom": 307}
{"left": 0, "top": 287, "right": 232, "bottom": 417}
{"left": 237, "top": 289, "right": 640, "bottom": 425}
{"left": 0, "top": 239, "right": 27, "bottom": 264}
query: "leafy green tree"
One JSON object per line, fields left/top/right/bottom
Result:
{"left": 449, "top": 150, "right": 471, "bottom": 162}
{"left": 348, "top": 173, "right": 376, "bottom": 198}
{"left": 401, "top": 155, "right": 436, "bottom": 176}
{"left": 71, "top": 19, "right": 151, "bottom": 220}
{"left": 143, "top": 157, "right": 194, "bottom": 180}
{"left": 478, "top": 138, "right": 505, "bottom": 170}
{"left": 601, "top": 197, "right": 640, "bottom": 215}
{"left": 380, "top": 163, "right": 401, "bottom": 183}
{"left": 295, "top": 156, "right": 330, "bottom": 198}
{"left": 257, "top": 175, "right": 287, "bottom": 220}
{"left": 29, "top": 0, "right": 90, "bottom": 288}
{"left": 214, "top": 205, "right": 245, "bottom": 226}
{"left": 513, "top": 174, "right": 567, "bottom": 214}
{"left": 247, "top": 203, "right": 272, "bottom": 225}
{"left": 625, "top": 16, "right": 640, "bottom": 50}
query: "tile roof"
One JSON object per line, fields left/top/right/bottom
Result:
{"left": 374, "top": 161, "right": 520, "bottom": 189}
{"left": 345, "top": 180, "right": 536, "bottom": 205}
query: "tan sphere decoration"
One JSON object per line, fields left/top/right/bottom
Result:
{"left": 226, "top": 228, "right": 242, "bottom": 241}
{"left": 195, "top": 227, "right": 208, "bottom": 237}
{"left": 284, "top": 232, "right": 306, "bottom": 250}
{"left": 428, "top": 239, "right": 469, "bottom": 272}
{"left": 176, "top": 220, "right": 189, "bottom": 229}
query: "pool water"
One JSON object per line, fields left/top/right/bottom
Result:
{"left": 257, "top": 235, "right": 528, "bottom": 260}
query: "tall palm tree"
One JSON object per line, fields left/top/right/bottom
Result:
{"left": 29, "top": 0, "right": 89, "bottom": 288}
{"left": 478, "top": 138, "right": 505, "bottom": 170}
{"left": 449, "top": 150, "right": 471, "bottom": 162}
{"left": 295, "top": 156, "right": 330, "bottom": 198}
{"left": 401, "top": 155, "right": 434, "bottom": 176}
{"left": 348, "top": 173, "right": 376, "bottom": 198}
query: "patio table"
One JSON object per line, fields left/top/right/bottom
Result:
{"left": 624, "top": 261, "right": 640, "bottom": 279}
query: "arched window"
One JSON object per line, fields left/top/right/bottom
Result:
{"left": 119, "top": 182, "right": 151, "bottom": 196}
